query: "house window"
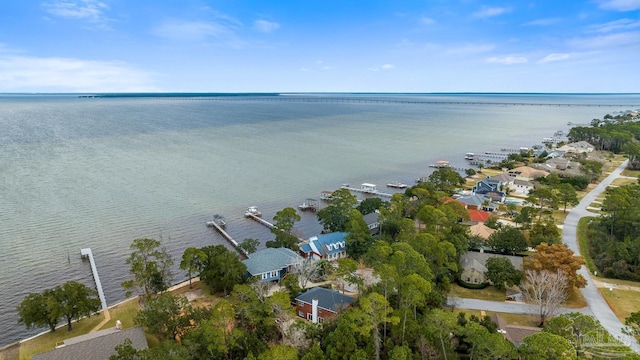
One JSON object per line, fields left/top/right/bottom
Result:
{"left": 271, "top": 271, "right": 278, "bottom": 277}
{"left": 319, "top": 317, "right": 324, "bottom": 324}
{"left": 298, "top": 311, "right": 304, "bottom": 317}
{"left": 261, "top": 273, "right": 268, "bottom": 280}
{"left": 307, "top": 313, "right": 313, "bottom": 320}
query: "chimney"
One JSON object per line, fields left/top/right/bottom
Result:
{"left": 312, "top": 298, "right": 318, "bottom": 324}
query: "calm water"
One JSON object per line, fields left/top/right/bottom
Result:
{"left": 1, "top": 93, "right": 638, "bottom": 346}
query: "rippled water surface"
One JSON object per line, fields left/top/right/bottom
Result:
{"left": 1, "top": 93, "right": 638, "bottom": 346}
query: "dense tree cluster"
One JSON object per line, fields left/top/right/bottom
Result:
{"left": 588, "top": 183, "right": 640, "bottom": 280}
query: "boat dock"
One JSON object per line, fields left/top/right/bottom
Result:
{"left": 80, "top": 248, "right": 107, "bottom": 311}
{"left": 245, "top": 212, "right": 275, "bottom": 229}
{"left": 340, "top": 183, "right": 393, "bottom": 197}
{"left": 206, "top": 218, "right": 249, "bottom": 258}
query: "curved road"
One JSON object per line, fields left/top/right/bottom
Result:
{"left": 562, "top": 159, "right": 640, "bottom": 353}
{"left": 454, "top": 159, "right": 639, "bottom": 353}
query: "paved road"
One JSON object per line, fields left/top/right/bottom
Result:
{"left": 453, "top": 159, "right": 640, "bottom": 353}
{"left": 562, "top": 159, "right": 640, "bottom": 353}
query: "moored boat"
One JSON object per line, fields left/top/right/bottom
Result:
{"left": 386, "top": 181, "right": 407, "bottom": 189}
{"left": 244, "top": 206, "right": 262, "bottom": 217}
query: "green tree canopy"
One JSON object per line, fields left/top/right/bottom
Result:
{"left": 122, "top": 238, "right": 174, "bottom": 297}
{"left": 487, "top": 226, "right": 528, "bottom": 255}
{"left": 485, "top": 257, "right": 523, "bottom": 290}
{"left": 200, "top": 245, "right": 247, "bottom": 295}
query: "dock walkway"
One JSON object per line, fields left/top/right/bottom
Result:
{"left": 80, "top": 248, "right": 108, "bottom": 311}
{"left": 245, "top": 210, "right": 306, "bottom": 243}
{"left": 207, "top": 220, "right": 249, "bottom": 258}
{"left": 340, "top": 183, "right": 393, "bottom": 197}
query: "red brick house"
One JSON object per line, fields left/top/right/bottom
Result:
{"left": 295, "top": 287, "right": 354, "bottom": 323}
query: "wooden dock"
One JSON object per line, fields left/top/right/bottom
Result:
{"left": 80, "top": 248, "right": 108, "bottom": 311}
{"left": 206, "top": 220, "right": 249, "bottom": 258}
{"left": 245, "top": 209, "right": 306, "bottom": 243}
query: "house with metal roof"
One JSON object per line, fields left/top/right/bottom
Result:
{"left": 295, "top": 287, "right": 354, "bottom": 323}
{"left": 299, "top": 232, "right": 347, "bottom": 261}
{"left": 454, "top": 193, "right": 498, "bottom": 212}
{"left": 242, "top": 247, "right": 303, "bottom": 282}
{"left": 32, "top": 326, "right": 148, "bottom": 360}
{"left": 363, "top": 212, "right": 381, "bottom": 235}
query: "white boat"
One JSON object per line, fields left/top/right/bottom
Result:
{"left": 206, "top": 214, "right": 227, "bottom": 228}
{"left": 320, "top": 191, "right": 334, "bottom": 201}
{"left": 298, "top": 198, "right": 319, "bottom": 211}
{"left": 464, "top": 153, "right": 475, "bottom": 160}
{"left": 386, "top": 181, "right": 407, "bottom": 189}
{"left": 244, "top": 206, "right": 262, "bottom": 217}
{"left": 430, "top": 160, "right": 451, "bottom": 168}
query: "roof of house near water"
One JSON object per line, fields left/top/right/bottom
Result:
{"left": 507, "top": 166, "right": 549, "bottom": 180}
{"left": 492, "top": 314, "right": 541, "bottom": 346}
{"left": 243, "top": 247, "right": 302, "bottom": 276}
{"left": 300, "top": 232, "right": 347, "bottom": 258}
{"left": 468, "top": 222, "right": 496, "bottom": 239}
{"left": 295, "top": 287, "right": 354, "bottom": 313}
{"left": 468, "top": 209, "right": 492, "bottom": 222}
{"left": 32, "top": 326, "right": 148, "bottom": 360}
{"left": 557, "top": 141, "right": 595, "bottom": 153}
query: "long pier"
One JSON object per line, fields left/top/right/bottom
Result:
{"left": 340, "top": 184, "right": 393, "bottom": 197}
{"left": 245, "top": 211, "right": 306, "bottom": 243}
{"left": 207, "top": 221, "right": 249, "bottom": 258}
{"left": 80, "top": 248, "right": 108, "bottom": 311}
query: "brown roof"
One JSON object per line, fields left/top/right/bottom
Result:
{"left": 469, "top": 222, "right": 495, "bottom": 239}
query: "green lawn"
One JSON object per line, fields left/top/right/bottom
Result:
{"left": 600, "top": 288, "right": 640, "bottom": 323}
{"left": 449, "top": 283, "right": 506, "bottom": 302}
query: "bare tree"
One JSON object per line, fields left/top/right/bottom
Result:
{"left": 292, "top": 259, "right": 320, "bottom": 289}
{"left": 520, "top": 270, "right": 569, "bottom": 326}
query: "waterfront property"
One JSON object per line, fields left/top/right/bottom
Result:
{"left": 32, "top": 326, "right": 148, "bottom": 360}
{"left": 242, "top": 248, "right": 303, "bottom": 282}
{"left": 295, "top": 287, "right": 354, "bottom": 324}
{"left": 363, "top": 212, "right": 381, "bottom": 235}
{"left": 299, "top": 232, "right": 348, "bottom": 261}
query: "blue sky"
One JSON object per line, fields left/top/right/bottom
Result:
{"left": 0, "top": 0, "right": 638, "bottom": 93}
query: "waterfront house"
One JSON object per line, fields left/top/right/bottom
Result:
{"left": 507, "top": 166, "right": 549, "bottom": 181}
{"left": 299, "top": 232, "right": 348, "bottom": 261}
{"left": 295, "top": 287, "right": 354, "bottom": 323}
{"left": 511, "top": 179, "right": 534, "bottom": 195}
{"left": 557, "top": 141, "right": 595, "bottom": 153}
{"left": 454, "top": 193, "right": 498, "bottom": 212}
{"left": 33, "top": 326, "right": 148, "bottom": 360}
{"left": 363, "top": 212, "right": 381, "bottom": 235}
{"left": 242, "top": 247, "right": 303, "bottom": 283}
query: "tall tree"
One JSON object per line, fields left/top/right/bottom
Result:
{"left": 581, "top": 159, "right": 603, "bottom": 183}
{"left": 555, "top": 183, "right": 579, "bottom": 212}
{"left": 122, "top": 238, "right": 174, "bottom": 297}
{"left": 526, "top": 243, "right": 586, "bottom": 289}
{"left": 528, "top": 218, "right": 562, "bottom": 247}
{"left": 55, "top": 281, "right": 101, "bottom": 332}
{"left": 238, "top": 238, "right": 260, "bottom": 255}
{"left": 344, "top": 208, "right": 373, "bottom": 259}
{"left": 268, "top": 207, "right": 301, "bottom": 250}
{"left": 487, "top": 226, "right": 528, "bottom": 255}
{"left": 135, "top": 292, "right": 191, "bottom": 341}
{"left": 427, "top": 167, "right": 465, "bottom": 194}
{"left": 485, "top": 257, "right": 523, "bottom": 290}
{"left": 200, "top": 245, "right": 247, "bottom": 295}
{"left": 180, "top": 247, "right": 207, "bottom": 288}
{"left": 352, "top": 292, "right": 399, "bottom": 360}
{"left": 520, "top": 270, "right": 569, "bottom": 326}
{"left": 316, "top": 188, "right": 358, "bottom": 232}
{"left": 527, "top": 187, "right": 558, "bottom": 220}
{"left": 17, "top": 289, "right": 61, "bottom": 332}
{"left": 519, "top": 331, "right": 577, "bottom": 360}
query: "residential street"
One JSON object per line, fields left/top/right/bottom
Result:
{"left": 454, "top": 159, "right": 640, "bottom": 353}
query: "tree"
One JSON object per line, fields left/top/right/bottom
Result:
{"left": 581, "top": 159, "right": 603, "bottom": 183}
{"left": 485, "top": 257, "right": 523, "bottom": 290}
{"left": 200, "top": 245, "right": 247, "bottom": 295}
{"left": 527, "top": 187, "right": 558, "bottom": 220}
{"left": 428, "top": 167, "right": 465, "bottom": 193}
{"left": 122, "top": 238, "right": 174, "bottom": 297}
{"left": 17, "top": 289, "right": 61, "bottom": 332}
{"left": 528, "top": 218, "right": 562, "bottom": 247}
{"left": 316, "top": 188, "right": 358, "bottom": 232}
{"left": 268, "top": 207, "right": 301, "bottom": 250}
{"left": 357, "top": 197, "right": 386, "bottom": 215}
{"left": 624, "top": 311, "right": 640, "bottom": 338}
{"left": 55, "top": 281, "right": 101, "bottom": 332}
{"left": 17, "top": 281, "right": 100, "bottom": 333}
{"left": 351, "top": 292, "right": 399, "bottom": 360}
{"left": 520, "top": 270, "right": 569, "bottom": 326}
{"left": 238, "top": 238, "right": 260, "bottom": 254}
{"left": 180, "top": 247, "right": 207, "bottom": 288}
{"left": 487, "top": 226, "right": 528, "bottom": 255}
{"left": 526, "top": 243, "right": 586, "bottom": 289}
{"left": 135, "top": 292, "right": 191, "bottom": 341}
{"left": 519, "top": 331, "right": 577, "bottom": 360}
{"left": 344, "top": 209, "right": 373, "bottom": 259}
{"left": 556, "top": 183, "right": 579, "bottom": 212}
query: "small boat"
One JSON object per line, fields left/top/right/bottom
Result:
{"left": 244, "top": 206, "right": 262, "bottom": 217}
{"left": 430, "top": 160, "right": 451, "bottom": 168}
{"left": 320, "top": 191, "right": 334, "bottom": 201}
{"left": 464, "top": 153, "right": 475, "bottom": 160}
{"left": 206, "top": 214, "right": 227, "bottom": 228}
{"left": 386, "top": 181, "right": 407, "bottom": 189}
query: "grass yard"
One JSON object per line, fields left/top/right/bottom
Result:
{"left": 600, "top": 288, "right": 640, "bottom": 324}
{"left": 449, "top": 283, "right": 506, "bottom": 302}
{"left": 19, "top": 312, "right": 106, "bottom": 360}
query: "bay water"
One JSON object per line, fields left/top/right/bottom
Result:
{"left": 1, "top": 93, "right": 638, "bottom": 346}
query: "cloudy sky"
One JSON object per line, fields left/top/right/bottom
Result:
{"left": 1, "top": 0, "right": 639, "bottom": 93}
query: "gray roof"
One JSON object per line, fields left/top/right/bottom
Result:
{"left": 295, "top": 287, "right": 355, "bottom": 313}
{"left": 33, "top": 326, "right": 148, "bottom": 360}
{"left": 243, "top": 247, "right": 302, "bottom": 276}
{"left": 460, "top": 251, "right": 525, "bottom": 270}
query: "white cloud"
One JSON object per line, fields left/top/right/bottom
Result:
{"left": 538, "top": 53, "right": 570, "bottom": 63}
{"left": 587, "top": 18, "right": 640, "bottom": 33}
{"left": 152, "top": 20, "right": 233, "bottom": 41}
{"left": 253, "top": 19, "right": 280, "bottom": 32}
{"left": 0, "top": 53, "right": 157, "bottom": 92}
{"left": 486, "top": 56, "right": 528, "bottom": 64}
{"left": 42, "top": 0, "right": 112, "bottom": 29}
{"left": 569, "top": 31, "right": 640, "bottom": 48}
{"left": 369, "top": 64, "right": 396, "bottom": 72}
{"left": 596, "top": 0, "right": 640, "bottom": 11}
{"left": 473, "top": 7, "right": 511, "bottom": 18}
{"left": 525, "top": 18, "right": 562, "bottom": 26}
{"left": 421, "top": 17, "right": 436, "bottom": 25}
